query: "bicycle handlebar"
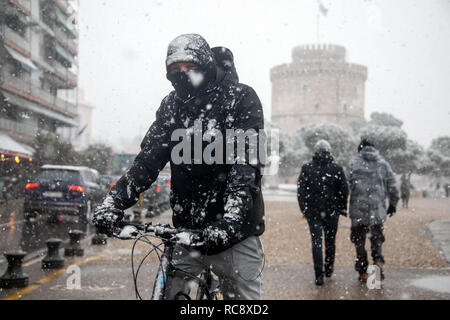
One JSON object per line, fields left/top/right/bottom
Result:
{"left": 113, "top": 221, "right": 202, "bottom": 240}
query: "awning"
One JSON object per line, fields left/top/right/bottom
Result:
{"left": 5, "top": 47, "right": 38, "bottom": 72}
{"left": 55, "top": 43, "right": 77, "bottom": 66}
{"left": 55, "top": 7, "right": 78, "bottom": 38}
{"left": 0, "top": 131, "right": 34, "bottom": 157}
{"left": 1, "top": 91, "right": 78, "bottom": 127}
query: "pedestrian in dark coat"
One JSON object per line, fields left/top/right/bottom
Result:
{"left": 297, "top": 140, "right": 349, "bottom": 285}
{"left": 93, "top": 34, "right": 265, "bottom": 299}
{"left": 400, "top": 173, "right": 412, "bottom": 208}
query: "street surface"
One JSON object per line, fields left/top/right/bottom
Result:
{"left": 0, "top": 190, "right": 449, "bottom": 300}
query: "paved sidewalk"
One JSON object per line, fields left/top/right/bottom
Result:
{"left": 1, "top": 198, "right": 449, "bottom": 300}
{"left": 262, "top": 187, "right": 297, "bottom": 203}
{"left": 2, "top": 242, "right": 449, "bottom": 300}
{"left": 427, "top": 219, "right": 450, "bottom": 264}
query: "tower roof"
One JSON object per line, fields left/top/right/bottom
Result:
{"left": 292, "top": 44, "right": 346, "bottom": 63}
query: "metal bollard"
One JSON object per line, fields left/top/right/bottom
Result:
{"left": 0, "top": 251, "right": 29, "bottom": 288}
{"left": 132, "top": 209, "right": 142, "bottom": 225}
{"left": 42, "top": 238, "right": 64, "bottom": 269}
{"left": 64, "top": 230, "right": 85, "bottom": 257}
{"left": 91, "top": 227, "right": 108, "bottom": 245}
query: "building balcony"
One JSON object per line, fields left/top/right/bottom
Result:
{"left": 54, "top": 4, "right": 78, "bottom": 39}
{"left": 8, "top": 0, "right": 31, "bottom": 16}
{"left": 55, "top": 0, "right": 74, "bottom": 17}
{"left": 2, "top": 25, "right": 30, "bottom": 57}
{"left": 1, "top": 71, "right": 77, "bottom": 117}
{"left": 52, "top": 59, "right": 77, "bottom": 87}
{"left": 0, "top": 117, "right": 37, "bottom": 138}
{"left": 54, "top": 26, "right": 78, "bottom": 55}
{"left": 30, "top": 54, "right": 77, "bottom": 89}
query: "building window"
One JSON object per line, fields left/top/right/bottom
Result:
{"left": 343, "top": 104, "right": 348, "bottom": 113}
{"left": 315, "top": 103, "right": 320, "bottom": 111}
{"left": 5, "top": 15, "right": 27, "bottom": 37}
{"left": 8, "top": 61, "right": 28, "bottom": 79}
{"left": 49, "top": 87, "right": 57, "bottom": 97}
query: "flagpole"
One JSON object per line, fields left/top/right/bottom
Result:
{"left": 317, "top": 0, "right": 328, "bottom": 43}
{"left": 317, "top": 8, "right": 320, "bottom": 42}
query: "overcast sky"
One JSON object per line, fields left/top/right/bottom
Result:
{"left": 77, "top": 0, "right": 450, "bottom": 153}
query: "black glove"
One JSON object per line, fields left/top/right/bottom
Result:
{"left": 387, "top": 204, "right": 396, "bottom": 217}
{"left": 92, "top": 202, "right": 124, "bottom": 237}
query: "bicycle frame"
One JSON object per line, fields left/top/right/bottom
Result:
{"left": 151, "top": 242, "right": 173, "bottom": 300}
{"left": 151, "top": 240, "right": 219, "bottom": 300}
{"left": 115, "top": 222, "right": 220, "bottom": 300}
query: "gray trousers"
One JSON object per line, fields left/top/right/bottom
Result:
{"left": 165, "top": 236, "right": 264, "bottom": 300}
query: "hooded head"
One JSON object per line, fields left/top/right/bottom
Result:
{"left": 211, "top": 46, "right": 239, "bottom": 84}
{"left": 359, "top": 145, "right": 380, "bottom": 162}
{"left": 314, "top": 139, "right": 332, "bottom": 154}
{"left": 166, "top": 34, "right": 217, "bottom": 100}
{"left": 358, "top": 138, "right": 375, "bottom": 153}
{"left": 313, "top": 139, "right": 333, "bottom": 165}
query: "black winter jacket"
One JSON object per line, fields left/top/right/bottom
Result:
{"left": 297, "top": 152, "right": 348, "bottom": 219}
{"left": 108, "top": 68, "right": 265, "bottom": 255}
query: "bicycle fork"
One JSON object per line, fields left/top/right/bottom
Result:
{"left": 151, "top": 244, "right": 174, "bottom": 300}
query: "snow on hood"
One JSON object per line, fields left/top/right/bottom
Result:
{"left": 166, "top": 34, "right": 214, "bottom": 68}
{"left": 359, "top": 146, "right": 381, "bottom": 162}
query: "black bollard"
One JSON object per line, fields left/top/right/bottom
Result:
{"left": 64, "top": 230, "right": 85, "bottom": 257}
{"left": 0, "top": 251, "right": 29, "bottom": 288}
{"left": 132, "top": 209, "right": 142, "bottom": 225}
{"left": 91, "top": 227, "right": 108, "bottom": 245}
{"left": 42, "top": 238, "right": 64, "bottom": 269}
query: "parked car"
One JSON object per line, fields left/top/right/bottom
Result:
{"left": 99, "top": 174, "right": 121, "bottom": 192}
{"left": 23, "top": 165, "right": 104, "bottom": 232}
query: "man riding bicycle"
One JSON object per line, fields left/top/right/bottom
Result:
{"left": 92, "top": 34, "right": 265, "bottom": 300}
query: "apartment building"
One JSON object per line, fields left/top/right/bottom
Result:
{"left": 0, "top": 0, "right": 79, "bottom": 196}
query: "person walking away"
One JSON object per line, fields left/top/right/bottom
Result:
{"left": 346, "top": 139, "right": 399, "bottom": 282}
{"left": 400, "top": 173, "right": 411, "bottom": 209}
{"left": 444, "top": 182, "right": 450, "bottom": 198}
{"left": 297, "top": 140, "right": 348, "bottom": 285}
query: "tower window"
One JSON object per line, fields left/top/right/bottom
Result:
{"left": 315, "top": 103, "right": 320, "bottom": 111}
{"left": 343, "top": 104, "right": 348, "bottom": 112}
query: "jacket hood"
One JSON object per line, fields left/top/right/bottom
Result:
{"left": 166, "top": 34, "right": 215, "bottom": 68}
{"left": 312, "top": 151, "right": 334, "bottom": 165}
{"left": 166, "top": 34, "right": 217, "bottom": 100}
{"left": 359, "top": 146, "right": 381, "bottom": 162}
{"left": 212, "top": 46, "right": 239, "bottom": 84}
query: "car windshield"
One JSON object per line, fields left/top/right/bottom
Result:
{"left": 36, "top": 169, "right": 81, "bottom": 184}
